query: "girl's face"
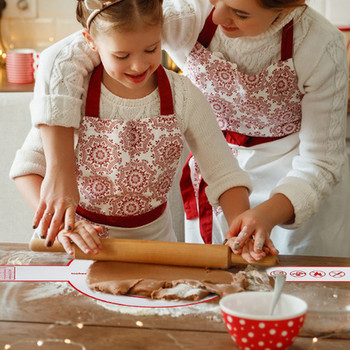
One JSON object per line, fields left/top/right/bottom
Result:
{"left": 210, "top": 0, "right": 290, "bottom": 38}
{"left": 86, "top": 23, "right": 162, "bottom": 98}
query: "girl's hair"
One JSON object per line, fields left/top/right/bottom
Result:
{"left": 257, "top": 0, "right": 305, "bottom": 9}
{"left": 76, "top": 0, "right": 163, "bottom": 37}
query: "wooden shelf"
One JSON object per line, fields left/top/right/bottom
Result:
{"left": 0, "top": 66, "right": 34, "bottom": 92}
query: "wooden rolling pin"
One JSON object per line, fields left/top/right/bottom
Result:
{"left": 29, "top": 238, "right": 278, "bottom": 269}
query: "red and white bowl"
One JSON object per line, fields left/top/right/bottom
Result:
{"left": 220, "top": 292, "right": 307, "bottom": 350}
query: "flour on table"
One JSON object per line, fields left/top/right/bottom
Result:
{"left": 23, "top": 282, "right": 76, "bottom": 301}
{"left": 95, "top": 298, "right": 222, "bottom": 319}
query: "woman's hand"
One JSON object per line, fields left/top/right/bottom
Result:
{"left": 34, "top": 125, "right": 79, "bottom": 247}
{"left": 57, "top": 220, "right": 103, "bottom": 256}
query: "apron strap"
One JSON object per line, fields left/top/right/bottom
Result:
{"left": 157, "top": 65, "right": 174, "bottom": 115}
{"left": 197, "top": 11, "right": 294, "bottom": 61}
{"left": 180, "top": 153, "right": 199, "bottom": 220}
{"left": 281, "top": 19, "right": 294, "bottom": 61}
{"left": 197, "top": 179, "right": 213, "bottom": 244}
{"left": 224, "top": 130, "right": 283, "bottom": 147}
{"left": 76, "top": 202, "right": 167, "bottom": 228}
{"left": 179, "top": 153, "right": 213, "bottom": 244}
{"left": 85, "top": 63, "right": 103, "bottom": 117}
{"left": 198, "top": 8, "right": 217, "bottom": 48}
{"left": 85, "top": 64, "right": 174, "bottom": 117}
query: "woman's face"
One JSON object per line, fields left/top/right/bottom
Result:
{"left": 210, "top": 0, "right": 289, "bottom": 38}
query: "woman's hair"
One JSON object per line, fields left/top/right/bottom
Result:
{"left": 76, "top": 0, "right": 163, "bottom": 37}
{"left": 257, "top": 0, "right": 305, "bottom": 9}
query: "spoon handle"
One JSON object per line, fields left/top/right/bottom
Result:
{"left": 269, "top": 273, "right": 286, "bottom": 315}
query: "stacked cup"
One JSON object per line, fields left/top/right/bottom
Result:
{"left": 6, "top": 49, "right": 40, "bottom": 84}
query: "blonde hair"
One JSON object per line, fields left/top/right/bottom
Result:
{"left": 76, "top": 0, "right": 163, "bottom": 37}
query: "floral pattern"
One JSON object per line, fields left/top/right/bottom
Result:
{"left": 76, "top": 114, "right": 183, "bottom": 217}
{"left": 183, "top": 42, "right": 303, "bottom": 138}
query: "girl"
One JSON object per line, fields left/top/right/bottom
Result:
{"left": 11, "top": 0, "right": 254, "bottom": 256}
{"left": 27, "top": 0, "right": 350, "bottom": 258}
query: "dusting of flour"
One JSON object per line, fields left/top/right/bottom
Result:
{"left": 95, "top": 298, "right": 222, "bottom": 319}
{"left": 23, "top": 282, "right": 76, "bottom": 301}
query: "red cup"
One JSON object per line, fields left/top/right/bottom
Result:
{"left": 6, "top": 49, "right": 40, "bottom": 84}
{"left": 220, "top": 292, "right": 307, "bottom": 350}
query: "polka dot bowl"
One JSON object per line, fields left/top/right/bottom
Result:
{"left": 220, "top": 292, "right": 307, "bottom": 350}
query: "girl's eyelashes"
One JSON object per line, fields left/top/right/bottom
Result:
{"left": 145, "top": 46, "right": 158, "bottom": 54}
{"left": 115, "top": 54, "right": 129, "bottom": 60}
{"left": 114, "top": 46, "right": 158, "bottom": 59}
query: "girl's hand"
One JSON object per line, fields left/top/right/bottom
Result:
{"left": 57, "top": 220, "right": 103, "bottom": 256}
{"left": 224, "top": 194, "right": 294, "bottom": 260}
{"left": 226, "top": 236, "right": 275, "bottom": 263}
{"left": 33, "top": 167, "right": 79, "bottom": 247}
{"left": 226, "top": 220, "right": 279, "bottom": 259}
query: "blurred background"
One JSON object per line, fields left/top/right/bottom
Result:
{"left": 0, "top": 0, "right": 349, "bottom": 65}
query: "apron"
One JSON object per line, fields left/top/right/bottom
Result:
{"left": 74, "top": 64, "right": 183, "bottom": 242}
{"left": 180, "top": 10, "right": 350, "bottom": 256}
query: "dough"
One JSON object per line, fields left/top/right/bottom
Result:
{"left": 86, "top": 261, "right": 249, "bottom": 301}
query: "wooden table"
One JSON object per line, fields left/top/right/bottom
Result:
{"left": 0, "top": 243, "right": 349, "bottom": 349}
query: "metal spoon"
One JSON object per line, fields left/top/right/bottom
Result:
{"left": 269, "top": 272, "right": 286, "bottom": 315}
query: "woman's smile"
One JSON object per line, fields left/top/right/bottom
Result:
{"left": 220, "top": 24, "right": 238, "bottom": 32}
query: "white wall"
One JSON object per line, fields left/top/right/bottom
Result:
{"left": 0, "top": 92, "right": 34, "bottom": 243}
{"left": 308, "top": 0, "right": 350, "bottom": 27}
{"left": 2, "top": 0, "right": 80, "bottom": 51}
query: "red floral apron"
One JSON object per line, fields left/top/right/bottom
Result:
{"left": 180, "top": 10, "right": 303, "bottom": 244}
{"left": 75, "top": 64, "right": 184, "bottom": 233}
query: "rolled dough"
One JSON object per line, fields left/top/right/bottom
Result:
{"left": 86, "top": 261, "right": 249, "bottom": 301}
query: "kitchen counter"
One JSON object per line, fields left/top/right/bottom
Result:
{"left": 0, "top": 242, "right": 349, "bottom": 349}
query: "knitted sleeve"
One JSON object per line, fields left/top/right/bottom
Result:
{"left": 30, "top": 31, "right": 100, "bottom": 128}
{"left": 162, "top": 0, "right": 212, "bottom": 68}
{"left": 9, "top": 127, "right": 46, "bottom": 179}
{"left": 272, "top": 28, "right": 349, "bottom": 228}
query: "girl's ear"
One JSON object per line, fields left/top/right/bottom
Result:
{"left": 82, "top": 29, "right": 97, "bottom": 51}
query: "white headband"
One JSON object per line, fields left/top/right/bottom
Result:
{"left": 84, "top": 0, "right": 124, "bottom": 29}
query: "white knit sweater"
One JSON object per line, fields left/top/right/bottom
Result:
{"left": 26, "top": 1, "right": 348, "bottom": 228}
